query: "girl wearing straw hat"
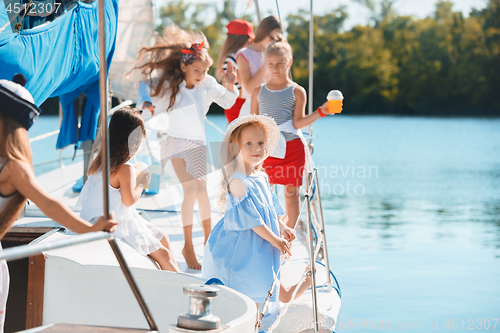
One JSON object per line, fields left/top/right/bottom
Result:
{"left": 202, "top": 115, "right": 295, "bottom": 305}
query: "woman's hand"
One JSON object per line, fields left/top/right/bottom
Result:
{"left": 271, "top": 236, "right": 291, "bottom": 256}
{"left": 136, "top": 168, "right": 152, "bottom": 188}
{"left": 223, "top": 62, "right": 236, "bottom": 89}
{"left": 142, "top": 102, "right": 155, "bottom": 116}
{"left": 91, "top": 211, "right": 118, "bottom": 233}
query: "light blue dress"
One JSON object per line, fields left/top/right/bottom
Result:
{"left": 202, "top": 171, "right": 285, "bottom": 303}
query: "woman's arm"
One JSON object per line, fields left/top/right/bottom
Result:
{"left": 114, "top": 164, "right": 150, "bottom": 207}
{"left": 8, "top": 161, "right": 117, "bottom": 233}
{"left": 236, "top": 55, "right": 267, "bottom": 95}
{"left": 292, "top": 85, "right": 329, "bottom": 129}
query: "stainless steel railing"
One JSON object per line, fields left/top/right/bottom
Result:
{"left": 258, "top": 166, "right": 338, "bottom": 333}
{"left": 0, "top": 231, "right": 159, "bottom": 331}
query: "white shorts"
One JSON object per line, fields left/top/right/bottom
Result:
{"left": 160, "top": 136, "right": 210, "bottom": 180}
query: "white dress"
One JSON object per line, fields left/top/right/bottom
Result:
{"left": 77, "top": 172, "right": 164, "bottom": 256}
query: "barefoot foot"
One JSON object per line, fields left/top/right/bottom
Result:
{"left": 182, "top": 246, "right": 201, "bottom": 270}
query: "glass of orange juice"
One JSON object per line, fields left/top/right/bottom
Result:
{"left": 326, "top": 90, "right": 343, "bottom": 114}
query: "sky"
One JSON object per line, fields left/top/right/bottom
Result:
{"left": 156, "top": 0, "right": 490, "bottom": 29}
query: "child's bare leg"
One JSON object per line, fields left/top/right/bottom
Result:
{"left": 181, "top": 224, "right": 200, "bottom": 269}
{"left": 171, "top": 158, "right": 201, "bottom": 270}
{"left": 284, "top": 185, "right": 300, "bottom": 229}
{"left": 195, "top": 179, "right": 211, "bottom": 244}
{"left": 148, "top": 246, "right": 180, "bottom": 272}
{"left": 160, "top": 236, "right": 180, "bottom": 270}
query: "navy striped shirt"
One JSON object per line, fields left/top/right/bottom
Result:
{"left": 258, "top": 83, "right": 299, "bottom": 141}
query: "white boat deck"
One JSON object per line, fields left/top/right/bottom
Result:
{"left": 12, "top": 146, "right": 340, "bottom": 332}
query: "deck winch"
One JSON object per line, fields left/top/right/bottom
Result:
{"left": 177, "top": 285, "right": 221, "bottom": 330}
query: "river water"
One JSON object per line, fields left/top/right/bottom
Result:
{"left": 30, "top": 115, "right": 500, "bottom": 332}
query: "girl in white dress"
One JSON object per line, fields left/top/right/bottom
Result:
{"left": 78, "top": 107, "right": 180, "bottom": 272}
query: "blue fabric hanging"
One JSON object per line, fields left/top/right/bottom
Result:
{"left": 0, "top": 0, "right": 119, "bottom": 148}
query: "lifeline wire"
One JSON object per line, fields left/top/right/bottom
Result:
{"left": 256, "top": 171, "right": 321, "bottom": 330}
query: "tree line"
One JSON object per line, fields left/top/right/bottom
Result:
{"left": 158, "top": 0, "right": 500, "bottom": 117}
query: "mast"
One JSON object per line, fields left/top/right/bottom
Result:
{"left": 254, "top": 0, "right": 262, "bottom": 23}
{"left": 98, "top": 0, "right": 110, "bottom": 218}
{"left": 97, "top": 2, "right": 158, "bottom": 330}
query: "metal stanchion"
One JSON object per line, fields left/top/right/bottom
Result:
{"left": 314, "top": 168, "right": 333, "bottom": 289}
{"left": 108, "top": 238, "right": 159, "bottom": 331}
{"left": 98, "top": 0, "right": 110, "bottom": 219}
{"left": 305, "top": 193, "right": 320, "bottom": 333}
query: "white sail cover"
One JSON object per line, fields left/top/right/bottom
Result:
{"left": 109, "top": 0, "right": 155, "bottom": 102}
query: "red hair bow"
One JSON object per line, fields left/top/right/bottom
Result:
{"left": 181, "top": 42, "right": 206, "bottom": 63}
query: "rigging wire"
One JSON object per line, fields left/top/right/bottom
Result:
{"left": 256, "top": 170, "right": 325, "bottom": 330}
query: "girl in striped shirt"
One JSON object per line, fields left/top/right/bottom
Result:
{"left": 251, "top": 38, "right": 332, "bottom": 229}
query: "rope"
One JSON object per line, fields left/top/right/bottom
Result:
{"left": 0, "top": 3, "right": 28, "bottom": 33}
{"left": 267, "top": 270, "right": 311, "bottom": 333}
{"left": 256, "top": 199, "right": 306, "bottom": 332}
{"left": 309, "top": 261, "right": 341, "bottom": 298}
{"left": 256, "top": 171, "right": 320, "bottom": 330}
{"left": 14, "top": 1, "right": 34, "bottom": 33}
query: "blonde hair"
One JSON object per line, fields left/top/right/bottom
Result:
{"left": 254, "top": 16, "right": 281, "bottom": 43}
{"left": 217, "top": 121, "right": 268, "bottom": 213}
{"left": 265, "top": 36, "right": 292, "bottom": 62}
{"left": 132, "top": 25, "right": 213, "bottom": 111}
{"left": 0, "top": 112, "right": 32, "bottom": 237}
{"left": 215, "top": 34, "right": 251, "bottom": 81}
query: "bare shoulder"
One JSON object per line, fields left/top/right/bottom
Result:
{"left": 252, "top": 85, "right": 262, "bottom": 96}
{"left": 115, "top": 163, "right": 134, "bottom": 180}
{"left": 293, "top": 84, "right": 307, "bottom": 98}
{"left": 4, "top": 159, "right": 33, "bottom": 180}
{"left": 228, "top": 178, "right": 247, "bottom": 200}
{"left": 1, "top": 159, "right": 36, "bottom": 195}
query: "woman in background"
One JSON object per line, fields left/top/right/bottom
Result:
{"left": 216, "top": 19, "right": 255, "bottom": 123}
{"left": 236, "top": 15, "right": 282, "bottom": 118}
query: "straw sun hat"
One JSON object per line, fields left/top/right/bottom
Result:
{"left": 220, "top": 114, "right": 280, "bottom": 166}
